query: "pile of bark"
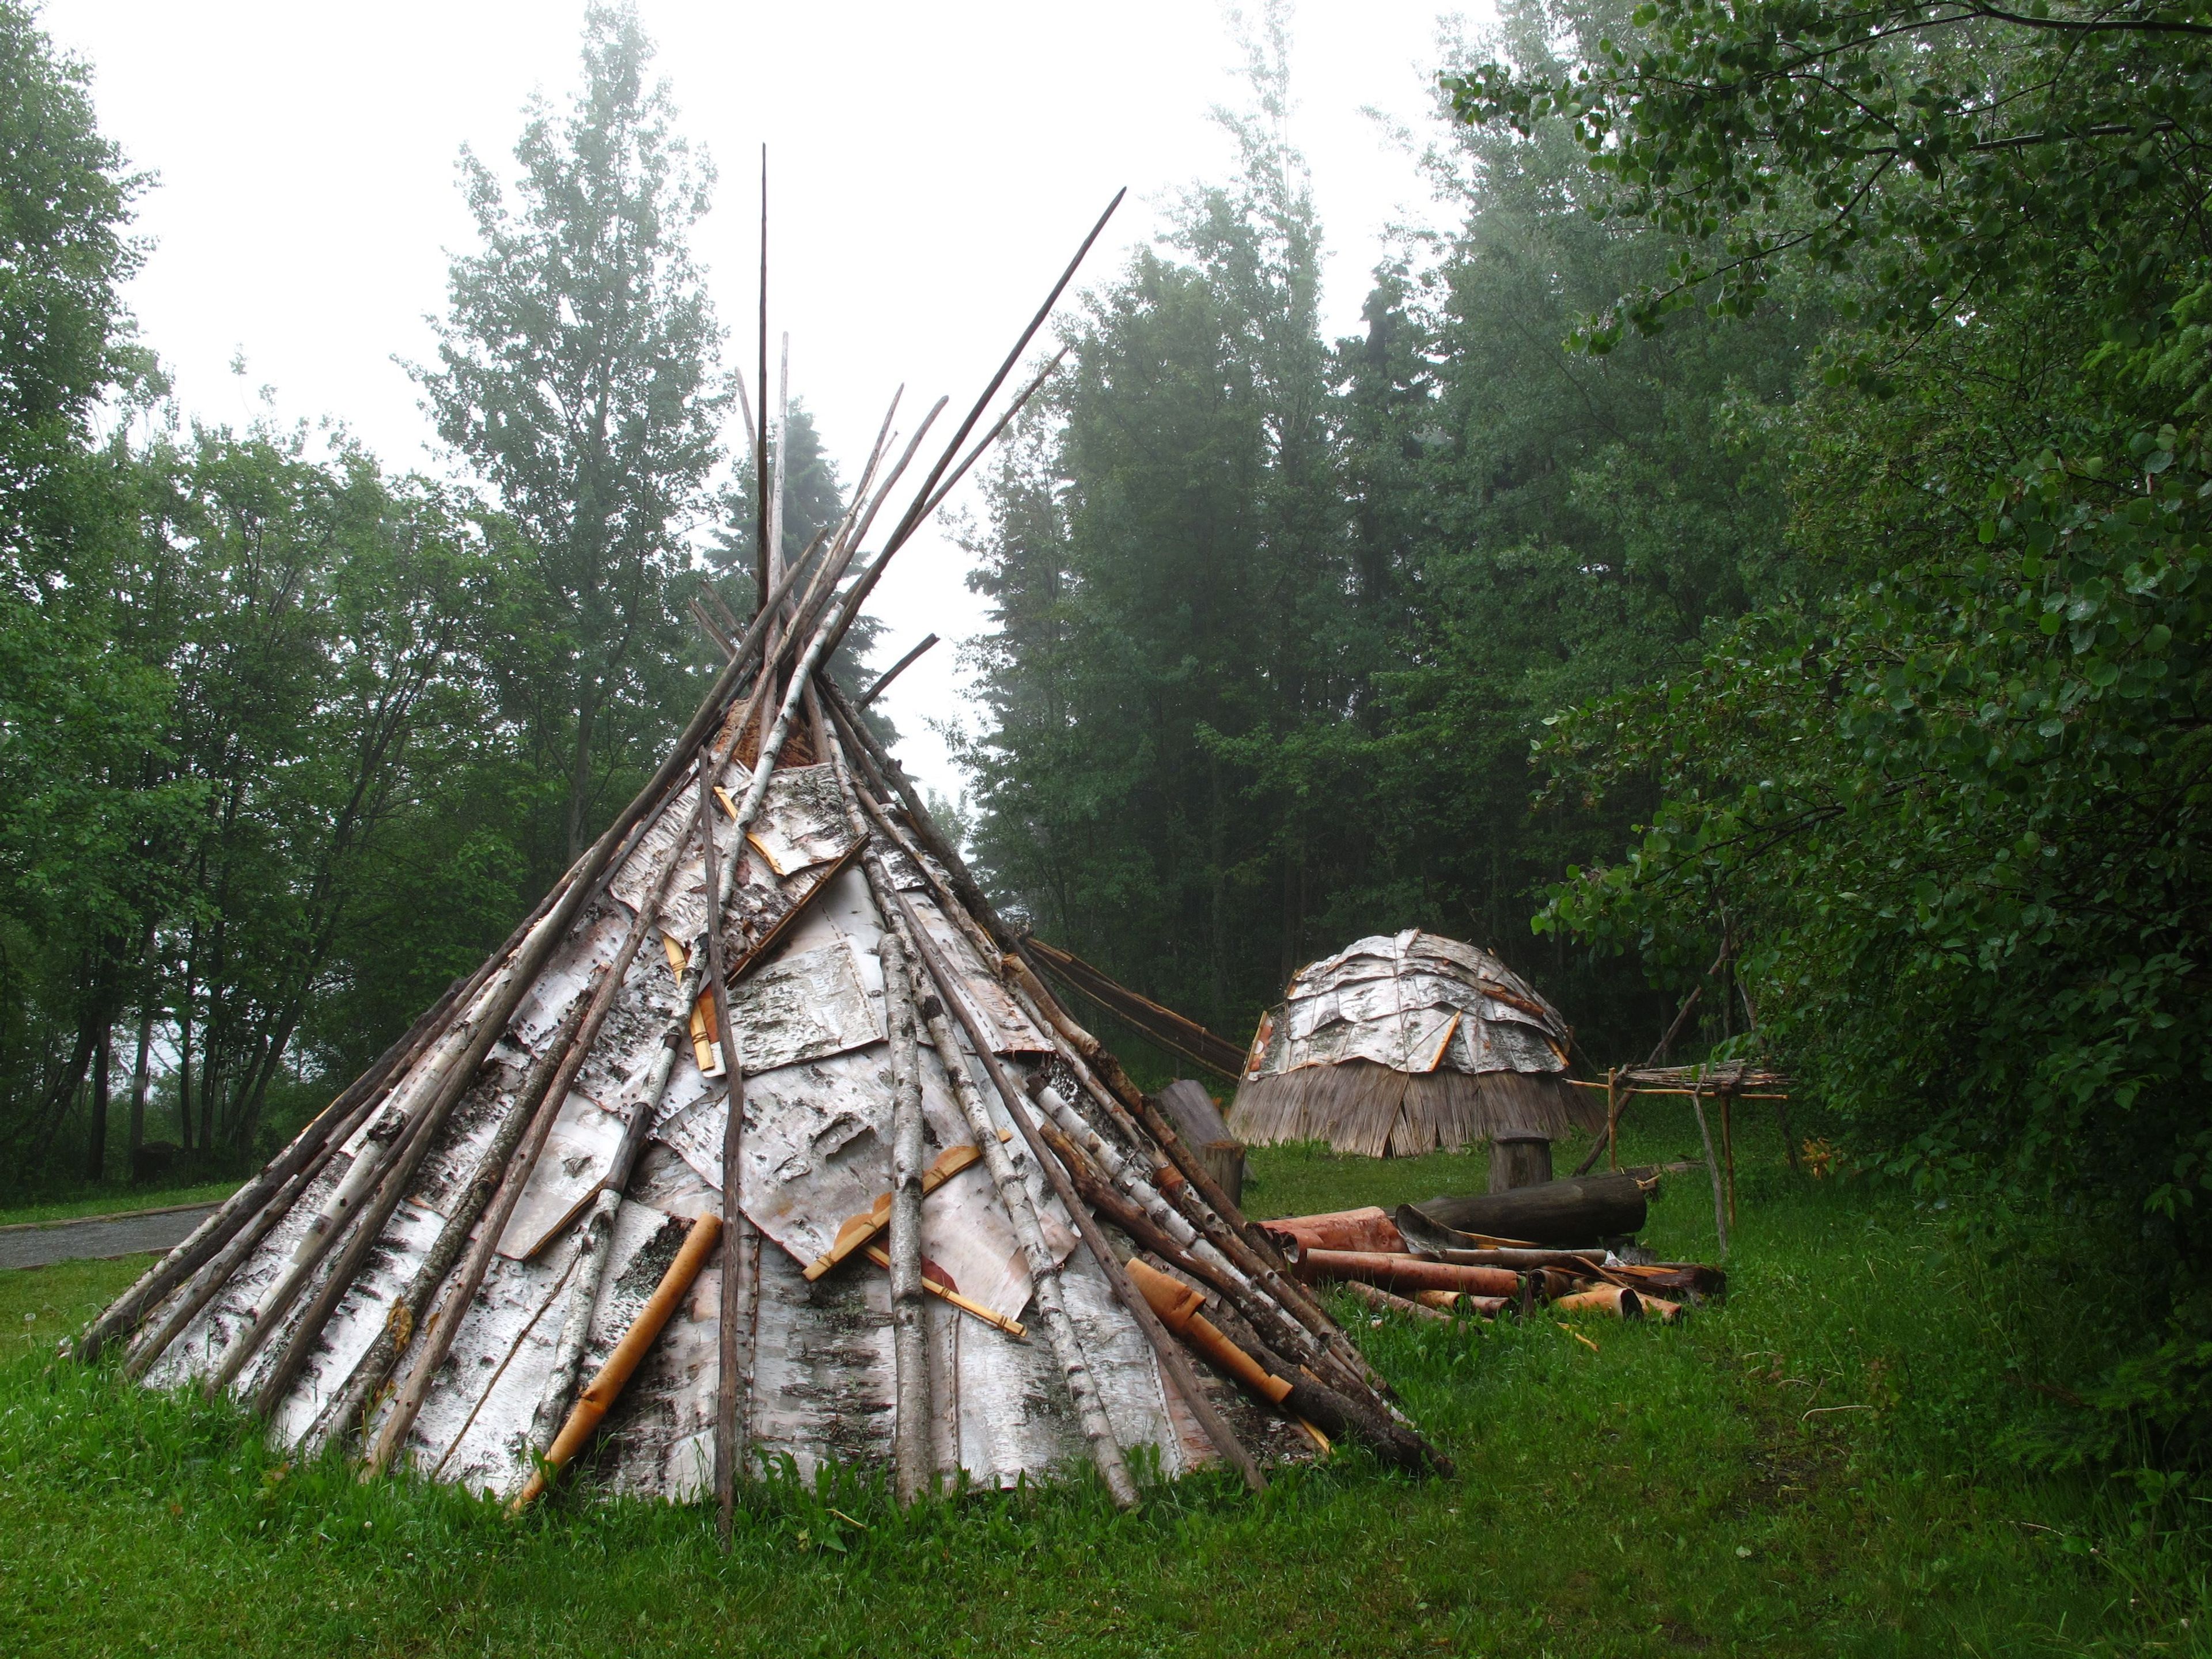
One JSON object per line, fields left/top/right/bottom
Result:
{"left": 1262, "top": 1173, "right": 1724, "bottom": 1327}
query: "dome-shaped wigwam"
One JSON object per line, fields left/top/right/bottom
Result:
{"left": 1229, "top": 930, "right": 1603, "bottom": 1158}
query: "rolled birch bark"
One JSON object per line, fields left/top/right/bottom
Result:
{"left": 1555, "top": 1283, "right": 1646, "bottom": 1320}
{"left": 1290, "top": 1251, "right": 1522, "bottom": 1299}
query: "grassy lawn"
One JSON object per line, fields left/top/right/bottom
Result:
{"left": 0, "top": 1179, "right": 240, "bottom": 1230}
{"left": 0, "top": 1100, "right": 2196, "bottom": 1657}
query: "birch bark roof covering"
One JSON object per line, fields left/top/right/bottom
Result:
{"left": 1228, "top": 930, "right": 1603, "bottom": 1157}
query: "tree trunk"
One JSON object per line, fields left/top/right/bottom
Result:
{"left": 565, "top": 686, "right": 601, "bottom": 863}
{"left": 176, "top": 927, "right": 196, "bottom": 1153}
{"left": 34, "top": 1009, "right": 99, "bottom": 1164}
{"left": 1488, "top": 1134, "right": 1554, "bottom": 1192}
{"left": 85, "top": 1022, "right": 112, "bottom": 1183}
{"left": 127, "top": 1000, "right": 154, "bottom": 1176}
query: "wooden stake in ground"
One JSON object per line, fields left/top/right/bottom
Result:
{"left": 1721, "top": 1090, "right": 1737, "bottom": 1225}
{"left": 1605, "top": 1067, "right": 1621, "bottom": 1171}
{"left": 1689, "top": 1067, "right": 1729, "bottom": 1257}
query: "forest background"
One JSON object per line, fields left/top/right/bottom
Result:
{"left": 6, "top": 0, "right": 2211, "bottom": 1461}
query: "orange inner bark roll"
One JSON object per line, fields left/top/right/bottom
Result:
{"left": 510, "top": 1211, "right": 722, "bottom": 1513}
{"left": 1125, "top": 1256, "right": 1291, "bottom": 1404}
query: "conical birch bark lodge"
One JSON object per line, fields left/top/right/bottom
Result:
{"left": 78, "top": 196, "right": 1445, "bottom": 1506}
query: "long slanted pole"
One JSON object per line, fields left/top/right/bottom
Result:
{"left": 755, "top": 145, "right": 770, "bottom": 622}
{"left": 532, "top": 578, "right": 849, "bottom": 1453}
{"left": 302, "top": 987, "right": 598, "bottom": 1452}
{"left": 891, "top": 881, "right": 1267, "bottom": 1494}
{"left": 816, "top": 687, "right": 929, "bottom": 1502}
{"left": 880, "top": 910, "right": 931, "bottom": 1502}
{"left": 700, "top": 755, "right": 752, "bottom": 1546}
{"left": 881, "top": 882, "right": 1137, "bottom": 1509}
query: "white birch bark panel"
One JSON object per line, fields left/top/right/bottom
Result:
{"left": 745, "top": 1236, "right": 896, "bottom": 1480}
{"left": 264, "top": 1195, "right": 444, "bottom": 1442}
{"left": 726, "top": 937, "right": 884, "bottom": 1072}
{"left": 741, "top": 764, "right": 857, "bottom": 877}
{"left": 905, "top": 892, "right": 1050, "bottom": 1055}
{"left": 396, "top": 1249, "right": 574, "bottom": 1497}
{"left": 400, "top": 1199, "right": 677, "bottom": 1498}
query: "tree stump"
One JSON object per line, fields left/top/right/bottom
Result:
{"left": 1487, "top": 1132, "right": 1554, "bottom": 1193}
{"left": 1197, "top": 1140, "right": 1245, "bottom": 1210}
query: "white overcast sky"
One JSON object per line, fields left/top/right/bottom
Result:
{"left": 43, "top": 0, "right": 1479, "bottom": 808}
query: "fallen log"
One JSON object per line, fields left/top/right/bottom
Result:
{"left": 1260, "top": 1206, "right": 1409, "bottom": 1255}
{"left": 1292, "top": 1249, "right": 1521, "bottom": 1298}
{"left": 1405, "top": 1172, "right": 1649, "bottom": 1247}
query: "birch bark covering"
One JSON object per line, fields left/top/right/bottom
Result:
{"left": 1230, "top": 929, "right": 1604, "bottom": 1156}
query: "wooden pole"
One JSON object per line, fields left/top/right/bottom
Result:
{"left": 1690, "top": 1068, "right": 1728, "bottom": 1257}
{"left": 1721, "top": 1092, "right": 1737, "bottom": 1225}
{"left": 755, "top": 145, "right": 769, "bottom": 620}
{"left": 878, "top": 917, "right": 931, "bottom": 1505}
{"left": 858, "top": 633, "right": 938, "bottom": 710}
{"left": 535, "top": 603, "right": 831, "bottom": 1457}
{"left": 696, "top": 752, "right": 750, "bottom": 1546}
{"left": 362, "top": 740, "right": 741, "bottom": 1477}
{"left": 1604, "top": 1067, "right": 1619, "bottom": 1171}
{"left": 862, "top": 873, "right": 1137, "bottom": 1507}
{"left": 301, "top": 987, "right": 598, "bottom": 1452}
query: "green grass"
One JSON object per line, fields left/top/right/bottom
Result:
{"left": 0, "top": 1179, "right": 240, "bottom": 1230}
{"left": 0, "top": 1101, "right": 2200, "bottom": 1657}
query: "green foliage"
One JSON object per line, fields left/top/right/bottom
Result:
{"left": 959, "top": 0, "right": 1817, "bottom": 1054}
{"left": 1443, "top": 0, "right": 2212, "bottom": 1450}
{"left": 417, "top": 1, "right": 727, "bottom": 866}
{"left": 1443, "top": 0, "right": 2212, "bottom": 358}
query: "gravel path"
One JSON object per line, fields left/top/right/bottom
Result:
{"left": 0, "top": 1203, "right": 219, "bottom": 1271}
